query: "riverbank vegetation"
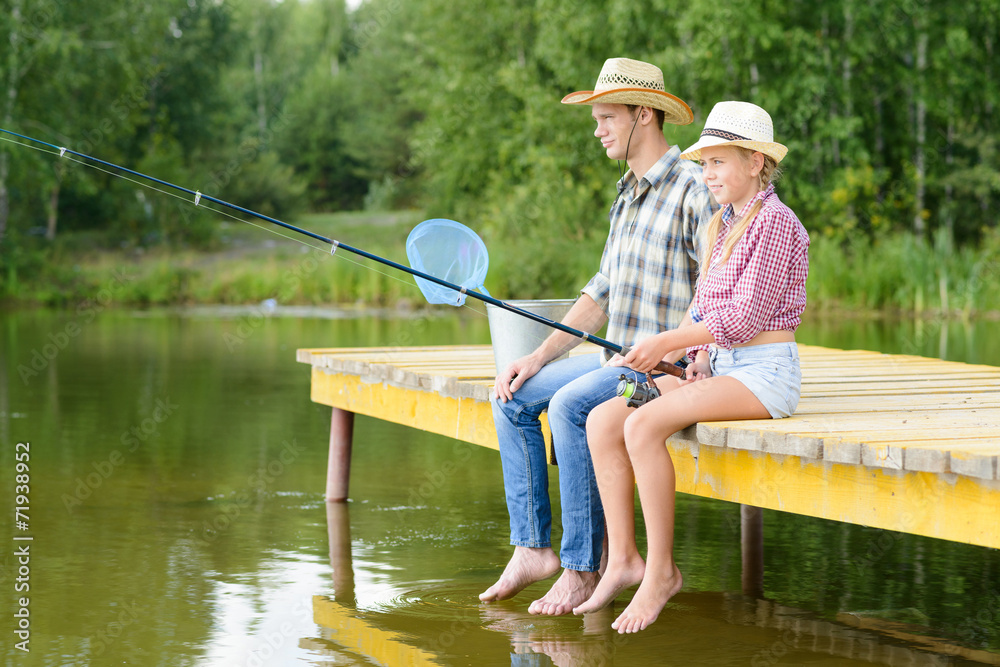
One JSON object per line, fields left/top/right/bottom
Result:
{"left": 1, "top": 0, "right": 998, "bottom": 316}
{"left": 6, "top": 214, "right": 1000, "bottom": 319}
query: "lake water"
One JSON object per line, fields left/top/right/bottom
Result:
{"left": 2, "top": 306, "right": 999, "bottom": 666}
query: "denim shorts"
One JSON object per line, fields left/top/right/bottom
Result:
{"left": 709, "top": 342, "right": 801, "bottom": 418}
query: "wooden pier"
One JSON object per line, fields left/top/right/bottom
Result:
{"left": 297, "top": 343, "right": 1000, "bottom": 550}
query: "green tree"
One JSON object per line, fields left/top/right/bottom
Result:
{"left": 273, "top": 0, "right": 369, "bottom": 211}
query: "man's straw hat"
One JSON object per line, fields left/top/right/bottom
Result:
{"left": 680, "top": 101, "right": 788, "bottom": 163}
{"left": 561, "top": 58, "right": 693, "bottom": 126}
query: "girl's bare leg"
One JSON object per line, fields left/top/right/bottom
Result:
{"left": 573, "top": 376, "right": 686, "bottom": 615}
{"left": 611, "top": 375, "right": 770, "bottom": 633}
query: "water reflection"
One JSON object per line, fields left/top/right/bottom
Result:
{"left": 318, "top": 491, "right": 1000, "bottom": 667}
{"left": 312, "top": 594, "right": 442, "bottom": 666}
{"left": 481, "top": 605, "right": 623, "bottom": 666}
{"left": 326, "top": 502, "right": 356, "bottom": 606}
{"left": 313, "top": 494, "right": 1000, "bottom": 667}
{"left": 3, "top": 308, "right": 1000, "bottom": 666}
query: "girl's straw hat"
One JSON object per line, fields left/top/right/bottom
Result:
{"left": 680, "top": 101, "right": 788, "bottom": 163}
{"left": 561, "top": 58, "right": 694, "bottom": 126}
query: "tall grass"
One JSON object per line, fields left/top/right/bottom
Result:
{"left": 807, "top": 229, "right": 1000, "bottom": 316}
{"left": 1, "top": 210, "right": 427, "bottom": 308}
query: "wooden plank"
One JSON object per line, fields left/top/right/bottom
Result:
{"left": 824, "top": 431, "right": 1000, "bottom": 473}
{"left": 948, "top": 444, "right": 1000, "bottom": 480}
{"left": 802, "top": 384, "right": 1000, "bottom": 397}
{"left": 698, "top": 412, "right": 1000, "bottom": 441}
{"left": 855, "top": 439, "right": 999, "bottom": 477}
{"left": 802, "top": 360, "right": 1000, "bottom": 370}
{"left": 700, "top": 416, "right": 1000, "bottom": 473}
{"left": 795, "top": 395, "right": 1000, "bottom": 415}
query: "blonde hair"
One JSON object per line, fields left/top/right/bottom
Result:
{"left": 700, "top": 148, "right": 782, "bottom": 279}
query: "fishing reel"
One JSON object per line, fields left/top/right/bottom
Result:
{"left": 616, "top": 373, "right": 661, "bottom": 409}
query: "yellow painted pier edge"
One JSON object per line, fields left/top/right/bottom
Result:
{"left": 302, "top": 344, "right": 1000, "bottom": 550}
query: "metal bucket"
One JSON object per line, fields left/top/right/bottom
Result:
{"left": 485, "top": 298, "right": 577, "bottom": 374}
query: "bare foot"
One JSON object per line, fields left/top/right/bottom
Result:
{"left": 611, "top": 563, "right": 683, "bottom": 633}
{"left": 528, "top": 568, "right": 600, "bottom": 616}
{"left": 572, "top": 555, "right": 645, "bottom": 615}
{"left": 479, "top": 547, "right": 561, "bottom": 602}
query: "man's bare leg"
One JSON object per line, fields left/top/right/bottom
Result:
{"left": 479, "top": 546, "right": 561, "bottom": 602}
{"left": 528, "top": 568, "right": 600, "bottom": 616}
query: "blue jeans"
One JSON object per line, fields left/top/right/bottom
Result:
{"left": 492, "top": 353, "right": 624, "bottom": 572}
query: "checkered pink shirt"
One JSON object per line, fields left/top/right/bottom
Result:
{"left": 688, "top": 184, "right": 809, "bottom": 357}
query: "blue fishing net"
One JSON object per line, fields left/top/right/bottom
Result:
{"left": 406, "top": 218, "right": 490, "bottom": 306}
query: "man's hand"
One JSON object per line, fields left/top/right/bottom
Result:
{"left": 606, "top": 353, "right": 627, "bottom": 367}
{"left": 493, "top": 353, "right": 545, "bottom": 402}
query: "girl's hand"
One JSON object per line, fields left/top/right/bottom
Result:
{"left": 622, "top": 332, "right": 675, "bottom": 374}
{"left": 682, "top": 351, "right": 712, "bottom": 383}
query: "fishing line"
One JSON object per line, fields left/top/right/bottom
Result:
{"left": 0, "top": 130, "right": 471, "bottom": 314}
{"left": 612, "top": 106, "right": 642, "bottom": 206}
{"left": 0, "top": 127, "right": 683, "bottom": 377}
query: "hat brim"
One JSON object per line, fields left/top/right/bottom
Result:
{"left": 561, "top": 88, "right": 694, "bottom": 126}
{"left": 679, "top": 135, "right": 788, "bottom": 164}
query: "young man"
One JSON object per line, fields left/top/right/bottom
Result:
{"left": 480, "top": 58, "right": 717, "bottom": 615}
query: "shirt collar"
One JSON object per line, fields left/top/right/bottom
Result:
{"left": 721, "top": 182, "right": 776, "bottom": 225}
{"left": 615, "top": 145, "right": 682, "bottom": 197}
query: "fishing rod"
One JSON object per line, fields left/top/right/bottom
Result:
{"left": 0, "top": 127, "right": 685, "bottom": 379}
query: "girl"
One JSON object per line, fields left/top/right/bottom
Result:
{"left": 572, "top": 101, "right": 809, "bottom": 633}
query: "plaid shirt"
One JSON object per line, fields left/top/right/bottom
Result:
{"left": 581, "top": 146, "right": 717, "bottom": 362}
{"left": 688, "top": 183, "right": 809, "bottom": 357}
